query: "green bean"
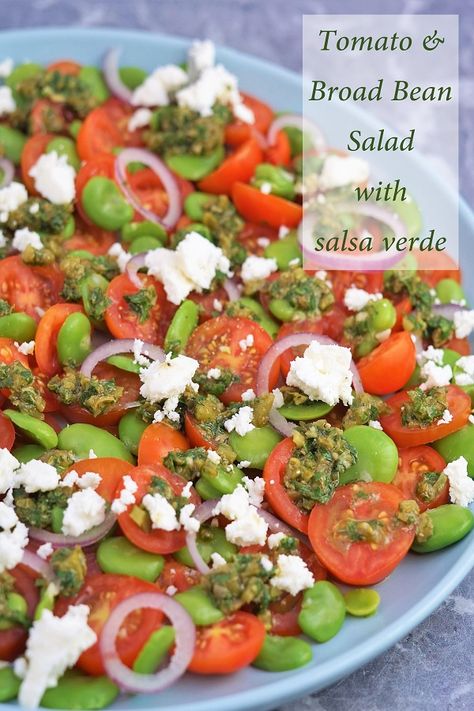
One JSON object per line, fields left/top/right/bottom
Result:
{"left": 61, "top": 215, "right": 76, "bottom": 239}
{"left": 97, "top": 536, "right": 164, "bottom": 581}
{"left": 252, "top": 634, "right": 312, "bottom": 671}
{"left": 264, "top": 231, "right": 301, "bottom": 270}
{"left": 164, "top": 299, "right": 199, "bottom": 354}
{"left": 6, "top": 62, "right": 42, "bottom": 90}
{"left": 119, "top": 66, "right": 148, "bottom": 90}
{"left": 0, "top": 591, "right": 28, "bottom": 629}
{"left": 435, "top": 278, "right": 466, "bottom": 305}
{"left": 283, "top": 126, "right": 304, "bottom": 157}
{"left": 268, "top": 298, "right": 295, "bottom": 322}
{"left": 228, "top": 296, "right": 279, "bottom": 338}
{"left": 166, "top": 147, "right": 225, "bottom": 181}
{"left": 184, "top": 191, "right": 213, "bottom": 221}
{"left": 51, "top": 506, "right": 64, "bottom": 534}
{"left": 133, "top": 626, "right": 175, "bottom": 674}
{"left": 34, "top": 582, "right": 58, "bottom": 621}
{"left": 174, "top": 586, "right": 224, "bottom": 626}
{"left": 368, "top": 298, "right": 397, "bottom": 332}
{"left": 57, "top": 312, "right": 92, "bottom": 367}
{"left": 0, "top": 666, "right": 21, "bottom": 702}
{"left": 80, "top": 273, "right": 110, "bottom": 326}
{"left": 411, "top": 504, "right": 474, "bottom": 553}
{"left": 0, "top": 312, "right": 36, "bottom": 341}
{"left": 78, "top": 66, "right": 110, "bottom": 103}
{"left": 341, "top": 426, "right": 398, "bottom": 484}
{"left": 0, "top": 124, "right": 27, "bottom": 165}
{"left": 46, "top": 136, "right": 80, "bottom": 170}
{"left": 199, "top": 463, "right": 243, "bottom": 495}
{"left": 278, "top": 400, "right": 333, "bottom": 422}
{"left": 58, "top": 423, "right": 134, "bottom": 463}
{"left": 107, "top": 355, "right": 141, "bottom": 375}
{"left": 174, "top": 526, "right": 236, "bottom": 569}
{"left": 12, "top": 443, "right": 46, "bottom": 463}
{"left": 4, "top": 408, "right": 58, "bottom": 449}
{"left": 298, "top": 581, "right": 346, "bottom": 642}
{"left": 69, "top": 120, "right": 82, "bottom": 140}
{"left": 344, "top": 588, "right": 380, "bottom": 617}
{"left": 82, "top": 177, "right": 134, "bottom": 231}
{"left": 229, "top": 426, "right": 282, "bottom": 470}
{"left": 40, "top": 670, "right": 119, "bottom": 710}
{"left": 118, "top": 410, "right": 148, "bottom": 455}
{"left": 252, "top": 163, "right": 296, "bottom": 200}
{"left": 195, "top": 477, "right": 222, "bottom": 500}
{"left": 129, "top": 236, "right": 163, "bottom": 254}
{"left": 121, "top": 220, "right": 167, "bottom": 244}
{"left": 433, "top": 423, "right": 474, "bottom": 476}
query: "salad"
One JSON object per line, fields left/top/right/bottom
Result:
{"left": 0, "top": 38, "right": 473, "bottom": 711}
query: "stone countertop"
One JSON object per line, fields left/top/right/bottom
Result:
{"left": 1, "top": 1, "right": 473, "bottom": 709}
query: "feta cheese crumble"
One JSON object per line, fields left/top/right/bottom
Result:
{"left": 454, "top": 355, "right": 474, "bottom": 386}
{"left": 210, "top": 552, "right": 227, "bottom": 569}
{"left": 212, "top": 484, "right": 268, "bottom": 546}
{"left": 369, "top": 420, "right": 383, "bottom": 430}
{"left": 0, "top": 448, "right": 20, "bottom": 494}
{"left": 142, "top": 493, "right": 179, "bottom": 531}
{"left": 241, "top": 388, "right": 256, "bottom": 402}
{"left": 61, "top": 489, "right": 106, "bottom": 537}
{"left": 128, "top": 107, "right": 153, "bottom": 132}
{"left": 207, "top": 367, "right": 221, "bottom": 379}
{"left": 139, "top": 353, "right": 199, "bottom": 421}
{"left": 240, "top": 255, "right": 278, "bottom": 284}
{"left": 0, "top": 182, "right": 28, "bottom": 220}
{"left": 239, "top": 334, "right": 254, "bottom": 351}
{"left": 454, "top": 310, "right": 474, "bottom": 339}
{"left": 36, "top": 542, "right": 54, "bottom": 560}
{"left": 132, "top": 65, "right": 188, "bottom": 107}
{"left": 15, "top": 340, "right": 35, "bottom": 355}
{"left": 343, "top": 287, "right": 382, "bottom": 312}
{"left": 0, "top": 504, "right": 28, "bottom": 574}
{"left": 242, "top": 476, "right": 265, "bottom": 507}
{"left": 207, "top": 449, "right": 221, "bottom": 465}
{"left": 224, "top": 406, "right": 255, "bottom": 436}
{"left": 0, "top": 85, "right": 15, "bottom": 116}
{"left": 416, "top": 346, "right": 444, "bottom": 366}
{"left": 443, "top": 456, "right": 474, "bottom": 507}
{"left": 188, "top": 39, "right": 216, "bottom": 80}
{"left": 18, "top": 605, "right": 96, "bottom": 709}
{"left": 267, "top": 532, "right": 286, "bottom": 549}
{"left": 286, "top": 342, "right": 354, "bottom": 407}
{"left": 270, "top": 554, "right": 315, "bottom": 596}
{"left": 15, "top": 460, "right": 60, "bottom": 493}
{"left": 108, "top": 242, "right": 132, "bottom": 273}
{"left": 28, "top": 151, "right": 76, "bottom": 204}
{"left": 437, "top": 409, "right": 453, "bottom": 425}
{"left": 12, "top": 228, "right": 43, "bottom": 252}
{"left": 179, "top": 503, "right": 201, "bottom": 533}
{"left": 319, "top": 155, "right": 370, "bottom": 191}
{"left": 419, "top": 361, "right": 452, "bottom": 390}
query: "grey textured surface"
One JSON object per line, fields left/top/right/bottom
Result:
{"left": 1, "top": 2, "right": 473, "bottom": 709}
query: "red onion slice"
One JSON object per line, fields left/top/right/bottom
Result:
{"left": 28, "top": 509, "right": 117, "bottom": 549}
{"left": 126, "top": 253, "right": 147, "bottom": 289}
{"left": 257, "top": 507, "right": 310, "bottom": 547}
{"left": 299, "top": 202, "right": 407, "bottom": 271}
{"left": 0, "top": 157, "right": 14, "bottom": 188}
{"left": 115, "top": 148, "right": 182, "bottom": 230}
{"left": 267, "top": 114, "right": 326, "bottom": 153}
{"left": 21, "top": 550, "right": 54, "bottom": 581}
{"left": 256, "top": 332, "right": 362, "bottom": 436}
{"left": 80, "top": 338, "right": 165, "bottom": 378}
{"left": 185, "top": 499, "right": 219, "bottom": 574}
{"left": 223, "top": 277, "right": 241, "bottom": 302}
{"left": 102, "top": 48, "right": 133, "bottom": 104}
{"left": 432, "top": 303, "right": 466, "bottom": 321}
{"left": 100, "top": 592, "right": 195, "bottom": 693}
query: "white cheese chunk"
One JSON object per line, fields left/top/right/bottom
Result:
{"left": 142, "top": 492, "right": 179, "bottom": 531}
{"left": 416, "top": 345, "right": 444, "bottom": 366}
{"left": 224, "top": 506, "right": 268, "bottom": 546}
{"left": 241, "top": 255, "right": 278, "bottom": 284}
{"left": 28, "top": 151, "right": 76, "bottom": 204}
{"left": 0, "top": 448, "right": 20, "bottom": 494}
{"left": 128, "top": 107, "right": 152, "bottom": 132}
{"left": 454, "top": 310, "right": 474, "bottom": 339}
{"left": 0, "top": 182, "right": 28, "bottom": 220}
{"left": 107, "top": 242, "right": 132, "bottom": 273}
{"left": 0, "top": 85, "right": 16, "bottom": 115}
{"left": 437, "top": 409, "right": 453, "bottom": 425}
{"left": 286, "top": 341, "right": 354, "bottom": 406}
{"left": 188, "top": 39, "right": 216, "bottom": 80}
{"left": 36, "top": 542, "right": 53, "bottom": 560}
{"left": 419, "top": 361, "right": 452, "bottom": 390}
{"left": 0, "top": 504, "right": 28, "bottom": 574}
{"left": 15, "top": 340, "right": 35, "bottom": 355}
{"left": 131, "top": 65, "right": 188, "bottom": 107}
{"left": 179, "top": 503, "right": 200, "bottom": 533}
{"left": 15, "top": 460, "right": 60, "bottom": 493}
{"left": 111, "top": 474, "right": 138, "bottom": 515}
{"left": 343, "top": 286, "right": 382, "bottom": 312}
{"left": 242, "top": 476, "right": 265, "bottom": 507}
{"left": 267, "top": 532, "right": 286, "bottom": 549}
{"left": 61, "top": 489, "right": 106, "bottom": 537}
{"left": 454, "top": 355, "right": 474, "bottom": 386}
{"left": 270, "top": 554, "right": 315, "bottom": 596}
{"left": 139, "top": 352, "right": 199, "bottom": 404}
{"left": 12, "top": 228, "right": 43, "bottom": 252}
{"left": 210, "top": 552, "right": 227, "bottom": 569}
{"left": 443, "top": 456, "right": 474, "bottom": 507}
{"left": 224, "top": 406, "right": 255, "bottom": 436}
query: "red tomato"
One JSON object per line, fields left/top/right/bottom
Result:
{"left": 329, "top": 270, "right": 384, "bottom": 304}
{"left": 0, "top": 412, "right": 15, "bottom": 450}
{"left": 393, "top": 446, "right": 449, "bottom": 512}
{"left": 265, "top": 130, "right": 291, "bottom": 166}
{"left": 188, "top": 611, "right": 265, "bottom": 674}
{"left": 224, "top": 93, "right": 274, "bottom": 146}
{"left": 0, "top": 338, "right": 30, "bottom": 401}
{"left": 55, "top": 574, "right": 162, "bottom": 675}
{"left": 237, "top": 222, "right": 279, "bottom": 256}
{"left": 117, "top": 464, "right": 200, "bottom": 554}
{"left": 263, "top": 437, "right": 309, "bottom": 534}
{"left": 0, "top": 565, "right": 39, "bottom": 662}
{"left": 30, "top": 99, "right": 65, "bottom": 134}
{"left": 77, "top": 106, "right": 123, "bottom": 161}
{"left": 357, "top": 332, "right": 416, "bottom": 395}
{"left": 380, "top": 385, "right": 471, "bottom": 447}
{"left": 63, "top": 218, "right": 116, "bottom": 256}
{"left": 277, "top": 307, "right": 347, "bottom": 377}
{"left": 32, "top": 367, "right": 60, "bottom": 413}
{"left": 415, "top": 251, "right": 461, "bottom": 286}
{"left": 138, "top": 422, "right": 190, "bottom": 466}
{"left": 157, "top": 559, "right": 201, "bottom": 593}
{"left": 47, "top": 60, "right": 81, "bottom": 75}
{"left": 20, "top": 134, "right": 54, "bottom": 194}
{"left": 198, "top": 139, "right": 263, "bottom": 195}
{"left": 35, "top": 303, "right": 83, "bottom": 377}
{"left": 58, "top": 362, "right": 141, "bottom": 427}
{"left": 0, "top": 256, "right": 64, "bottom": 322}
{"left": 186, "top": 315, "right": 278, "bottom": 404}
{"left": 270, "top": 597, "right": 302, "bottom": 637}
{"left": 105, "top": 273, "right": 176, "bottom": 344}
{"left": 184, "top": 412, "right": 215, "bottom": 449}
{"left": 445, "top": 337, "right": 471, "bottom": 356}
{"left": 188, "top": 286, "right": 229, "bottom": 323}
{"left": 392, "top": 296, "right": 412, "bottom": 331}
{"left": 63, "top": 457, "right": 133, "bottom": 503}
{"left": 232, "top": 181, "right": 302, "bottom": 229}
{"left": 75, "top": 153, "right": 117, "bottom": 225}
{"left": 308, "top": 482, "right": 416, "bottom": 585}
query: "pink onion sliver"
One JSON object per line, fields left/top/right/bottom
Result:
{"left": 102, "top": 48, "right": 133, "bottom": 103}
{"left": 0, "top": 157, "right": 15, "bottom": 188}
{"left": 268, "top": 408, "right": 295, "bottom": 437}
{"left": 28, "top": 510, "right": 117, "bottom": 549}
{"left": 185, "top": 499, "right": 220, "bottom": 574}
{"left": 80, "top": 338, "right": 165, "bottom": 378}
{"left": 299, "top": 202, "right": 407, "bottom": 272}
{"left": 115, "top": 148, "right": 182, "bottom": 230}
{"left": 21, "top": 549, "right": 54, "bottom": 580}
{"left": 267, "top": 114, "right": 326, "bottom": 152}
{"left": 100, "top": 592, "right": 196, "bottom": 693}
{"left": 126, "top": 252, "right": 147, "bottom": 289}
{"left": 257, "top": 507, "right": 310, "bottom": 547}
{"left": 223, "top": 277, "right": 241, "bottom": 302}
{"left": 432, "top": 303, "right": 466, "bottom": 321}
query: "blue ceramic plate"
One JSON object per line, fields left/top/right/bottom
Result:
{"left": 1, "top": 27, "right": 473, "bottom": 711}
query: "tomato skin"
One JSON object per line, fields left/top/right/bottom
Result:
{"left": 64, "top": 218, "right": 116, "bottom": 256}
{"left": 158, "top": 559, "right": 201, "bottom": 593}
{"left": 445, "top": 337, "right": 471, "bottom": 356}
{"left": 265, "top": 130, "right": 291, "bottom": 166}
{"left": 47, "top": 60, "right": 81, "bottom": 75}
{"left": 186, "top": 315, "right": 278, "bottom": 404}
{"left": 30, "top": 99, "right": 66, "bottom": 134}
{"left": 0, "top": 256, "right": 64, "bottom": 322}
{"left": 0, "top": 411, "right": 15, "bottom": 450}
{"left": 105, "top": 273, "right": 176, "bottom": 344}
{"left": 263, "top": 437, "right": 309, "bottom": 534}
{"left": 0, "top": 338, "right": 29, "bottom": 369}
{"left": 415, "top": 251, "right": 461, "bottom": 286}
{"left": 232, "top": 181, "right": 302, "bottom": 229}
{"left": 357, "top": 332, "right": 416, "bottom": 395}
{"left": 77, "top": 106, "right": 123, "bottom": 161}
{"left": 198, "top": 139, "right": 263, "bottom": 195}
{"left": 21, "top": 133, "right": 55, "bottom": 194}
{"left": 308, "top": 482, "right": 416, "bottom": 586}
{"left": 58, "top": 363, "right": 141, "bottom": 427}
{"left": 55, "top": 574, "right": 162, "bottom": 676}
{"left": 238, "top": 222, "right": 279, "bottom": 256}
{"left": 138, "top": 422, "right": 190, "bottom": 466}
{"left": 184, "top": 412, "right": 214, "bottom": 449}
{"left": 188, "top": 287, "right": 229, "bottom": 323}
{"left": 224, "top": 93, "right": 274, "bottom": 146}
{"left": 118, "top": 465, "right": 200, "bottom": 555}
{"left": 35, "top": 303, "right": 83, "bottom": 377}
{"left": 64, "top": 457, "right": 133, "bottom": 503}
{"left": 393, "top": 446, "right": 449, "bottom": 512}
{"left": 0, "top": 565, "right": 39, "bottom": 662}
{"left": 329, "top": 270, "right": 384, "bottom": 303}
{"left": 188, "top": 611, "right": 265, "bottom": 675}
{"left": 380, "top": 385, "right": 471, "bottom": 448}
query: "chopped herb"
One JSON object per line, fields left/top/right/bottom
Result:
{"left": 124, "top": 286, "right": 157, "bottom": 323}
{"left": 401, "top": 387, "right": 447, "bottom": 428}
{"left": 50, "top": 546, "right": 87, "bottom": 597}
{"left": 48, "top": 369, "right": 123, "bottom": 417}
{"left": 0, "top": 361, "right": 45, "bottom": 416}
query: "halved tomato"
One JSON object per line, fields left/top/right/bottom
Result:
{"left": 21, "top": 133, "right": 55, "bottom": 194}
{"left": 138, "top": 422, "right": 190, "bottom": 466}
{"left": 232, "top": 181, "right": 302, "bottom": 229}
{"left": 0, "top": 565, "right": 39, "bottom": 662}
{"left": 392, "top": 446, "right": 449, "bottom": 512}
{"left": 198, "top": 139, "right": 263, "bottom": 195}
{"left": 76, "top": 106, "right": 123, "bottom": 161}
{"left": 0, "top": 256, "right": 64, "bottom": 321}
{"left": 224, "top": 93, "right": 274, "bottom": 146}
{"left": 35, "top": 303, "right": 83, "bottom": 377}
{"left": 63, "top": 456, "right": 134, "bottom": 503}
{"left": 263, "top": 437, "right": 309, "bottom": 534}
{"left": 357, "top": 332, "right": 416, "bottom": 395}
